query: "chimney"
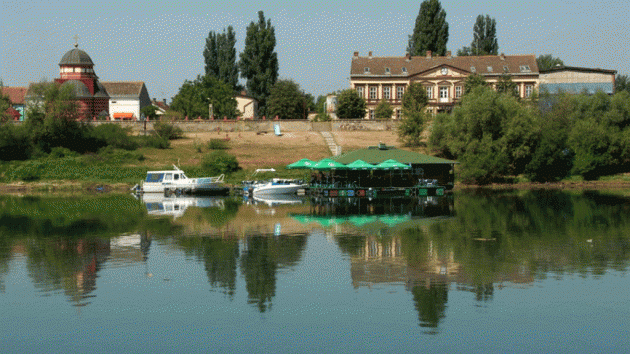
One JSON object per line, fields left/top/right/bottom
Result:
{"left": 500, "top": 53, "right": 505, "bottom": 60}
{"left": 241, "top": 90, "right": 247, "bottom": 96}
{"left": 446, "top": 51, "right": 452, "bottom": 59}
{"left": 368, "top": 51, "right": 373, "bottom": 59}
{"left": 405, "top": 53, "right": 411, "bottom": 61}
{"left": 353, "top": 51, "right": 359, "bottom": 59}
{"left": 426, "top": 50, "right": 432, "bottom": 59}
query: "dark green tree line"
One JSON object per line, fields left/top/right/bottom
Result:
{"left": 204, "top": 26, "right": 241, "bottom": 92}
{"left": 457, "top": 15, "right": 498, "bottom": 56}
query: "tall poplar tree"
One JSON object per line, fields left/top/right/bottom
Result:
{"left": 203, "top": 26, "right": 240, "bottom": 92}
{"left": 239, "top": 11, "right": 279, "bottom": 117}
{"left": 457, "top": 15, "right": 498, "bottom": 56}
{"left": 407, "top": 0, "right": 449, "bottom": 56}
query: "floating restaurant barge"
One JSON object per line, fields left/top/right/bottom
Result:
{"left": 287, "top": 143, "right": 457, "bottom": 199}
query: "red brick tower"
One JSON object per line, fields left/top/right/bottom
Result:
{"left": 55, "top": 44, "right": 109, "bottom": 119}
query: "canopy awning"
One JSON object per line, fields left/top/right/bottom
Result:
{"left": 375, "top": 159, "right": 411, "bottom": 170}
{"left": 113, "top": 112, "right": 134, "bottom": 120}
{"left": 346, "top": 159, "right": 376, "bottom": 170}
{"left": 312, "top": 158, "right": 347, "bottom": 170}
{"left": 286, "top": 158, "right": 315, "bottom": 169}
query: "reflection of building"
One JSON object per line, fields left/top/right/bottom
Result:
{"left": 350, "top": 51, "right": 539, "bottom": 117}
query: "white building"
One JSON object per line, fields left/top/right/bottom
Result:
{"left": 101, "top": 81, "right": 151, "bottom": 120}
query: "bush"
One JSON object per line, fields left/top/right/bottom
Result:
{"left": 13, "top": 161, "right": 44, "bottom": 181}
{"left": 207, "top": 139, "right": 229, "bottom": 150}
{"left": 48, "top": 147, "right": 79, "bottom": 159}
{"left": 134, "top": 135, "right": 170, "bottom": 149}
{"left": 201, "top": 151, "right": 240, "bottom": 175}
{"left": 97, "top": 145, "right": 145, "bottom": 162}
{"left": 0, "top": 124, "right": 32, "bottom": 161}
{"left": 153, "top": 121, "right": 183, "bottom": 140}
{"left": 91, "top": 124, "right": 138, "bottom": 150}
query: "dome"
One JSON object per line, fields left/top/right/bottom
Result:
{"left": 61, "top": 80, "right": 92, "bottom": 98}
{"left": 59, "top": 47, "right": 94, "bottom": 66}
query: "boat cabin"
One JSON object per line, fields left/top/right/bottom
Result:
{"left": 145, "top": 170, "right": 189, "bottom": 183}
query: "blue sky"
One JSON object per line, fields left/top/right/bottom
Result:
{"left": 2, "top": 0, "right": 628, "bottom": 102}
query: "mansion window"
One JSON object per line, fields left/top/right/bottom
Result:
{"left": 369, "top": 86, "right": 377, "bottom": 100}
{"left": 369, "top": 109, "right": 375, "bottom": 120}
{"left": 520, "top": 65, "right": 531, "bottom": 73}
{"left": 439, "top": 87, "right": 449, "bottom": 99}
{"left": 356, "top": 86, "right": 364, "bottom": 98}
{"left": 525, "top": 85, "right": 533, "bottom": 98}
{"left": 426, "top": 86, "right": 433, "bottom": 99}
{"left": 455, "top": 86, "right": 462, "bottom": 98}
{"left": 385, "top": 67, "right": 391, "bottom": 74}
{"left": 396, "top": 109, "right": 402, "bottom": 119}
{"left": 397, "top": 86, "right": 405, "bottom": 99}
{"left": 383, "top": 86, "right": 391, "bottom": 100}
{"left": 515, "top": 85, "right": 520, "bottom": 97}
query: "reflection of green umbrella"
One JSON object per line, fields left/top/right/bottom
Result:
{"left": 375, "top": 159, "right": 411, "bottom": 170}
{"left": 349, "top": 215, "right": 379, "bottom": 227}
{"left": 292, "top": 214, "right": 318, "bottom": 224}
{"left": 313, "top": 158, "right": 348, "bottom": 170}
{"left": 287, "top": 158, "right": 315, "bottom": 169}
{"left": 377, "top": 214, "right": 411, "bottom": 227}
{"left": 346, "top": 159, "right": 376, "bottom": 170}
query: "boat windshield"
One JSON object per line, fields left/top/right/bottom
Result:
{"left": 146, "top": 173, "right": 164, "bottom": 183}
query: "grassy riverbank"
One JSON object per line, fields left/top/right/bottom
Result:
{"left": 2, "top": 130, "right": 629, "bottom": 193}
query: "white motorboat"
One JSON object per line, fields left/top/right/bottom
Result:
{"left": 135, "top": 165, "right": 229, "bottom": 195}
{"left": 251, "top": 178, "right": 308, "bottom": 196}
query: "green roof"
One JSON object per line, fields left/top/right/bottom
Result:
{"left": 331, "top": 144, "right": 457, "bottom": 165}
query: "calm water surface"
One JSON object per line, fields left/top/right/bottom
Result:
{"left": 1, "top": 191, "right": 628, "bottom": 353}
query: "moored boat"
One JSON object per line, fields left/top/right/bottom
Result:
{"left": 135, "top": 165, "right": 229, "bottom": 195}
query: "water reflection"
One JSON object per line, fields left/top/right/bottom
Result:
{"left": 1, "top": 191, "right": 629, "bottom": 337}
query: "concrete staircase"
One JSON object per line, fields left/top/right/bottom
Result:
{"left": 320, "top": 131, "right": 342, "bottom": 156}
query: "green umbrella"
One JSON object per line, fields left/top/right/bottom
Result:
{"left": 313, "top": 158, "right": 348, "bottom": 170}
{"left": 286, "top": 158, "right": 315, "bottom": 169}
{"left": 375, "top": 159, "right": 411, "bottom": 170}
{"left": 346, "top": 159, "right": 376, "bottom": 170}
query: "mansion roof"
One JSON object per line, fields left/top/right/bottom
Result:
{"left": 351, "top": 53, "right": 539, "bottom": 78}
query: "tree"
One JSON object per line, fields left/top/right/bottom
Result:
{"left": 616, "top": 74, "right": 629, "bottom": 94}
{"left": 239, "top": 11, "right": 279, "bottom": 117}
{"left": 496, "top": 74, "right": 518, "bottom": 97}
{"left": 170, "top": 75, "right": 238, "bottom": 119}
{"left": 536, "top": 54, "right": 564, "bottom": 71}
{"left": 141, "top": 105, "right": 158, "bottom": 121}
{"left": 336, "top": 89, "right": 366, "bottom": 119}
{"left": 374, "top": 99, "right": 393, "bottom": 119}
{"left": 398, "top": 83, "right": 429, "bottom": 146}
{"left": 407, "top": 0, "right": 449, "bottom": 56}
{"left": 471, "top": 15, "right": 498, "bottom": 55}
{"left": 463, "top": 73, "right": 486, "bottom": 96}
{"left": 204, "top": 26, "right": 241, "bottom": 92}
{"left": 0, "top": 82, "right": 11, "bottom": 122}
{"left": 267, "top": 79, "right": 307, "bottom": 119}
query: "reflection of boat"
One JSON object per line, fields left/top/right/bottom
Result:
{"left": 135, "top": 165, "right": 229, "bottom": 195}
{"left": 252, "top": 194, "right": 305, "bottom": 206}
{"left": 142, "top": 194, "right": 226, "bottom": 218}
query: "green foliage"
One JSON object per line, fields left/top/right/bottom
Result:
{"left": 0, "top": 82, "right": 11, "bottom": 122}
{"left": 207, "top": 138, "right": 230, "bottom": 150}
{"left": 536, "top": 54, "right": 564, "bottom": 71}
{"left": 463, "top": 73, "right": 486, "bottom": 96}
{"left": 336, "top": 89, "right": 366, "bottom": 119}
{"left": 398, "top": 83, "right": 428, "bottom": 146}
{"left": 312, "top": 112, "right": 331, "bottom": 121}
{"left": 239, "top": 11, "right": 279, "bottom": 117}
{"left": 430, "top": 86, "right": 538, "bottom": 184}
{"left": 616, "top": 74, "right": 629, "bottom": 94}
{"left": 134, "top": 134, "right": 170, "bottom": 149}
{"left": 374, "top": 99, "right": 393, "bottom": 119}
{"left": 0, "top": 124, "right": 32, "bottom": 161}
{"left": 315, "top": 95, "right": 327, "bottom": 114}
{"left": 471, "top": 15, "right": 498, "bottom": 55}
{"left": 496, "top": 74, "right": 518, "bottom": 97}
{"left": 204, "top": 26, "right": 241, "bottom": 92}
{"left": 267, "top": 79, "right": 308, "bottom": 119}
{"left": 407, "top": 0, "right": 449, "bottom": 56}
{"left": 96, "top": 145, "right": 145, "bottom": 163}
{"left": 91, "top": 123, "right": 138, "bottom": 150}
{"left": 12, "top": 160, "right": 44, "bottom": 181}
{"left": 201, "top": 151, "right": 240, "bottom": 175}
{"left": 170, "top": 75, "right": 238, "bottom": 119}
{"left": 153, "top": 120, "right": 183, "bottom": 140}
{"left": 141, "top": 105, "right": 159, "bottom": 121}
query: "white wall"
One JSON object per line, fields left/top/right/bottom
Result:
{"left": 109, "top": 98, "right": 140, "bottom": 120}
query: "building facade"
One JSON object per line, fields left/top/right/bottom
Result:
{"left": 235, "top": 92, "right": 258, "bottom": 119}
{"left": 1, "top": 86, "right": 27, "bottom": 121}
{"left": 539, "top": 66, "right": 616, "bottom": 95}
{"left": 101, "top": 82, "right": 151, "bottom": 120}
{"left": 350, "top": 51, "right": 540, "bottom": 119}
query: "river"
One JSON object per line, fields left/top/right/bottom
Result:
{"left": 0, "top": 190, "right": 628, "bottom": 352}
